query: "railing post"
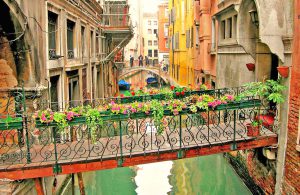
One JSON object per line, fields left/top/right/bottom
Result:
{"left": 118, "top": 120, "right": 123, "bottom": 166}
{"left": 207, "top": 110, "right": 210, "bottom": 144}
{"left": 231, "top": 110, "right": 237, "bottom": 150}
{"left": 21, "top": 83, "right": 31, "bottom": 164}
{"left": 52, "top": 128, "right": 61, "bottom": 174}
{"left": 177, "top": 115, "right": 183, "bottom": 159}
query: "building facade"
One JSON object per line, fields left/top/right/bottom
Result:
{"left": 143, "top": 13, "right": 159, "bottom": 65}
{"left": 0, "top": 0, "right": 132, "bottom": 193}
{"left": 158, "top": 2, "right": 169, "bottom": 66}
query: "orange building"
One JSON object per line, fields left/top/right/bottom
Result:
{"left": 194, "top": 0, "right": 218, "bottom": 88}
{"left": 158, "top": 2, "right": 169, "bottom": 65}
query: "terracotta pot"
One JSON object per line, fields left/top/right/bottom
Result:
{"left": 246, "top": 63, "right": 255, "bottom": 71}
{"left": 246, "top": 123, "right": 260, "bottom": 137}
{"left": 277, "top": 66, "right": 289, "bottom": 78}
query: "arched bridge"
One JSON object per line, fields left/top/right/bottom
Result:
{"left": 119, "top": 66, "right": 169, "bottom": 84}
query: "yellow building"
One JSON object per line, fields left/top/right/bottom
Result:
{"left": 169, "top": 0, "right": 197, "bottom": 86}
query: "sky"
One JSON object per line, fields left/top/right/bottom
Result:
{"left": 142, "top": 0, "right": 162, "bottom": 13}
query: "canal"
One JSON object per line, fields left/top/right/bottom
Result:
{"left": 74, "top": 155, "right": 251, "bottom": 195}
{"left": 74, "top": 71, "right": 251, "bottom": 195}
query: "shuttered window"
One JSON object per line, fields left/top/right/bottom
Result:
{"left": 67, "top": 20, "right": 75, "bottom": 58}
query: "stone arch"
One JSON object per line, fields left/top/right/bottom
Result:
{"left": 238, "top": 0, "right": 286, "bottom": 62}
{"left": 0, "top": 0, "right": 37, "bottom": 88}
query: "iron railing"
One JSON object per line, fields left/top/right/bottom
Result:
{"left": 0, "top": 87, "right": 278, "bottom": 173}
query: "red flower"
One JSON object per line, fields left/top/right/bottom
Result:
{"left": 181, "top": 91, "right": 185, "bottom": 96}
{"left": 131, "top": 91, "right": 135, "bottom": 96}
{"left": 140, "top": 87, "right": 143, "bottom": 90}
{"left": 175, "top": 92, "right": 180, "bottom": 96}
{"left": 120, "top": 94, "right": 124, "bottom": 98}
{"left": 170, "top": 85, "right": 175, "bottom": 90}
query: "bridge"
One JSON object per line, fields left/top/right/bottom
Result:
{"left": 119, "top": 66, "right": 170, "bottom": 84}
{"left": 0, "top": 87, "right": 278, "bottom": 182}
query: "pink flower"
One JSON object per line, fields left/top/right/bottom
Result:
{"left": 66, "top": 112, "right": 74, "bottom": 121}
{"left": 41, "top": 116, "right": 47, "bottom": 121}
{"left": 226, "top": 95, "right": 234, "bottom": 101}
{"left": 173, "top": 109, "right": 179, "bottom": 115}
{"left": 123, "top": 110, "right": 128, "bottom": 114}
{"left": 130, "top": 108, "right": 137, "bottom": 113}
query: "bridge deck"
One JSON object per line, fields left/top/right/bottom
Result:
{"left": 0, "top": 119, "right": 277, "bottom": 180}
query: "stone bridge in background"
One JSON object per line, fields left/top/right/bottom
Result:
{"left": 119, "top": 66, "right": 170, "bottom": 84}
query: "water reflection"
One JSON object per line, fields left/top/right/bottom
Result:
{"left": 135, "top": 161, "right": 173, "bottom": 195}
{"left": 75, "top": 155, "right": 251, "bottom": 195}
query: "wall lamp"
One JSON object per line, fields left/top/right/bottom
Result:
{"left": 249, "top": 10, "right": 259, "bottom": 27}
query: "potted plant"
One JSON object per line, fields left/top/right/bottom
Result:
{"left": 277, "top": 66, "right": 289, "bottom": 78}
{"left": 246, "top": 120, "right": 262, "bottom": 137}
{"left": 236, "top": 79, "right": 286, "bottom": 104}
{"left": 246, "top": 63, "right": 255, "bottom": 71}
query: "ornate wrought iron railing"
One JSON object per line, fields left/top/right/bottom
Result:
{"left": 0, "top": 86, "right": 278, "bottom": 174}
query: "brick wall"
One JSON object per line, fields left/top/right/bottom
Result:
{"left": 247, "top": 151, "right": 276, "bottom": 195}
{"left": 282, "top": 1, "right": 300, "bottom": 194}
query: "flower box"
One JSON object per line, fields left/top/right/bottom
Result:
{"left": 0, "top": 117, "right": 23, "bottom": 130}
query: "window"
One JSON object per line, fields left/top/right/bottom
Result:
{"left": 154, "top": 50, "right": 158, "bottom": 57}
{"left": 81, "top": 26, "right": 85, "bottom": 57}
{"left": 67, "top": 20, "right": 75, "bottom": 59}
{"left": 165, "top": 40, "right": 169, "bottom": 48}
{"left": 211, "top": 81, "right": 216, "bottom": 89}
{"left": 196, "top": 26, "right": 199, "bottom": 47}
{"left": 165, "top": 8, "right": 169, "bottom": 17}
{"left": 96, "top": 33, "right": 99, "bottom": 55}
{"left": 48, "top": 11, "right": 58, "bottom": 60}
{"left": 148, "top": 29, "right": 152, "bottom": 34}
{"left": 148, "top": 20, "right": 151, "bottom": 25}
{"left": 164, "top": 24, "right": 169, "bottom": 37}
{"left": 221, "top": 20, "right": 226, "bottom": 39}
{"left": 175, "top": 32, "right": 179, "bottom": 49}
{"left": 90, "top": 30, "right": 94, "bottom": 56}
{"left": 186, "top": 29, "right": 190, "bottom": 48}
{"left": 233, "top": 15, "right": 238, "bottom": 38}
{"left": 154, "top": 40, "right": 158, "bottom": 46}
{"left": 228, "top": 18, "right": 232, "bottom": 38}
{"left": 154, "top": 21, "right": 157, "bottom": 25}
{"left": 211, "top": 19, "right": 216, "bottom": 48}
{"left": 154, "top": 29, "right": 158, "bottom": 35}
{"left": 148, "top": 49, "right": 153, "bottom": 57}
{"left": 148, "top": 40, "right": 152, "bottom": 46}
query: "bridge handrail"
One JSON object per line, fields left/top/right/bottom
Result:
{"left": 0, "top": 97, "right": 278, "bottom": 176}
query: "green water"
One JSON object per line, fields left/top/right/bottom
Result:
{"left": 75, "top": 71, "right": 251, "bottom": 194}
{"left": 75, "top": 155, "right": 251, "bottom": 195}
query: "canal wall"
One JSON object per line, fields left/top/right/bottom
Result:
{"left": 225, "top": 150, "right": 276, "bottom": 195}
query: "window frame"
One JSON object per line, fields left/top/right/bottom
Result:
{"left": 48, "top": 11, "right": 58, "bottom": 60}
{"left": 67, "top": 19, "right": 75, "bottom": 59}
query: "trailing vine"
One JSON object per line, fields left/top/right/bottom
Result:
{"left": 85, "top": 106, "right": 103, "bottom": 143}
{"left": 53, "top": 113, "right": 68, "bottom": 132}
{"left": 150, "top": 100, "right": 164, "bottom": 134}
